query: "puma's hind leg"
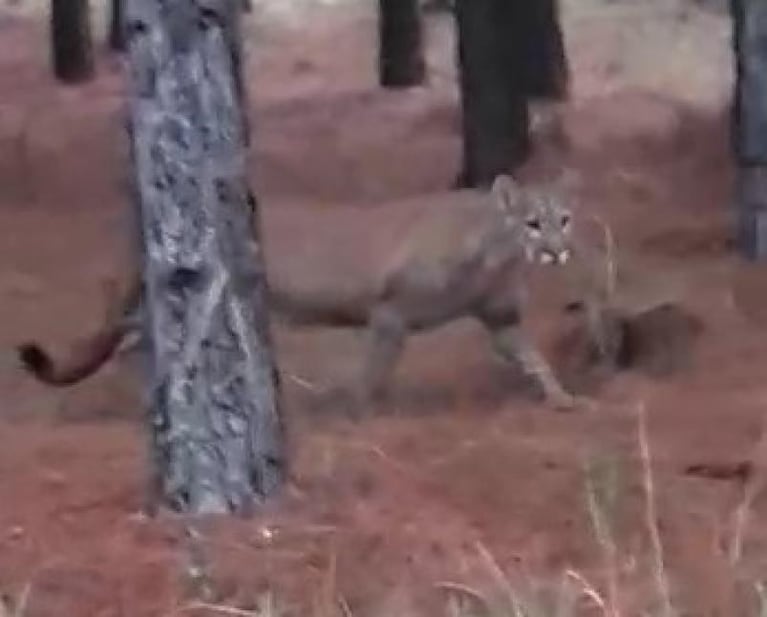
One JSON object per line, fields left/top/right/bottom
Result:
{"left": 355, "top": 304, "right": 407, "bottom": 416}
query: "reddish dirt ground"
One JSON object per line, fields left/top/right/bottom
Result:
{"left": 2, "top": 2, "right": 767, "bottom": 616}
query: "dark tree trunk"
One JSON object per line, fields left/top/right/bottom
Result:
{"left": 516, "top": 0, "right": 569, "bottom": 101}
{"left": 421, "top": 0, "right": 453, "bottom": 14}
{"left": 124, "top": 0, "right": 285, "bottom": 515}
{"left": 731, "top": 0, "right": 767, "bottom": 259}
{"left": 378, "top": 0, "right": 426, "bottom": 88}
{"left": 108, "top": 0, "right": 125, "bottom": 52}
{"left": 455, "top": 0, "right": 529, "bottom": 188}
{"left": 50, "top": 0, "right": 95, "bottom": 83}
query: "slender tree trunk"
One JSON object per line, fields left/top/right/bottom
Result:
{"left": 124, "top": 0, "right": 284, "bottom": 515}
{"left": 378, "top": 0, "right": 425, "bottom": 88}
{"left": 50, "top": 0, "right": 95, "bottom": 83}
{"left": 731, "top": 0, "right": 767, "bottom": 259}
{"left": 109, "top": 0, "right": 125, "bottom": 52}
{"left": 455, "top": 0, "right": 529, "bottom": 188}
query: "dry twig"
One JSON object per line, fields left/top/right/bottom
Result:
{"left": 636, "top": 403, "right": 675, "bottom": 617}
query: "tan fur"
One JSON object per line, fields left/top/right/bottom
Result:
{"left": 18, "top": 175, "right": 588, "bottom": 411}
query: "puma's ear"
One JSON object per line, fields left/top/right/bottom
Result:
{"left": 490, "top": 174, "right": 523, "bottom": 213}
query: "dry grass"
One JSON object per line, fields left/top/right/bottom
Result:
{"left": 178, "top": 595, "right": 282, "bottom": 617}
{"left": 432, "top": 406, "right": 760, "bottom": 617}
{"left": 428, "top": 400, "right": 767, "bottom": 617}
{"left": 634, "top": 404, "right": 674, "bottom": 617}
{"left": 584, "top": 449, "right": 622, "bottom": 617}
{"left": 113, "top": 399, "right": 766, "bottom": 617}
{"left": 3, "top": 402, "right": 765, "bottom": 616}
{"left": 0, "top": 584, "right": 31, "bottom": 617}
{"left": 727, "top": 417, "right": 767, "bottom": 565}
{"left": 150, "top": 399, "right": 755, "bottom": 617}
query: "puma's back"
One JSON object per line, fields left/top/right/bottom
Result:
{"left": 261, "top": 189, "right": 505, "bottom": 325}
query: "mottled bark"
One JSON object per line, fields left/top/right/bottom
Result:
{"left": 455, "top": 0, "right": 529, "bottom": 188}
{"left": 378, "top": 0, "right": 425, "bottom": 88}
{"left": 124, "top": 0, "right": 284, "bottom": 515}
{"left": 109, "top": 0, "right": 125, "bottom": 52}
{"left": 731, "top": 0, "right": 767, "bottom": 259}
{"left": 50, "top": 0, "right": 95, "bottom": 83}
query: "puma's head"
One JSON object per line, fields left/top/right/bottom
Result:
{"left": 491, "top": 173, "right": 575, "bottom": 266}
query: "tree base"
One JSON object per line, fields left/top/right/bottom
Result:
{"left": 735, "top": 166, "right": 767, "bottom": 260}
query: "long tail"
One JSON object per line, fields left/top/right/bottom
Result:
{"left": 18, "top": 319, "right": 136, "bottom": 386}
{"left": 17, "top": 274, "right": 142, "bottom": 387}
{"left": 18, "top": 277, "right": 370, "bottom": 387}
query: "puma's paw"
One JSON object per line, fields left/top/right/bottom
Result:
{"left": 547, "top": 392, "right": 597, "bottom": 412}
{"left": 320, "top": 385, "right": 372, "bottom": 421}
{"left": 347, "top": 386, "right": 385, "bottom": 422}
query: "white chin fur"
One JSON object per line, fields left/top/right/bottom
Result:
{"left": 558, "top": 250, "right": 570, "bottom": 264}
{"left": 540, "top": 252, "right": 555, "bottom": 265}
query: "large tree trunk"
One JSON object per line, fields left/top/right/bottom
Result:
{"left": 124, "top": 0, "right": 285, "bottom": 515}
{"left": 731, "top": 0, "right": 767, "bottom": 260}
{"left": 108, "top": 0, "right": 124, "bottom": 52}
{"left": 455, "top": 0, "right": 529, "bottom": 188}
{"left": 50, "top": 0, "right": 95, "bottom": 83}
{"left": 378, "top": 0, "right": 426, "bottom": 88}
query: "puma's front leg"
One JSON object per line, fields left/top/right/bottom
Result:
{"left": 483, "top": 321, "right": 588, "bottom": 411}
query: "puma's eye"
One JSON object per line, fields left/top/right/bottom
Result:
{"left": 525, "top": 218, "right": 542, "bottom": 232}
{"left": 561, "top": 214, "right": 571, "bottom": 228}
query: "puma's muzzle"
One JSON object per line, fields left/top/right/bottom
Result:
{"left": 539, "top": 248, "right": 570, "bottom": 265}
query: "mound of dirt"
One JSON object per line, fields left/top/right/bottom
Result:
{"left": 557, "top": 302, "right": 705, "bottom": 392}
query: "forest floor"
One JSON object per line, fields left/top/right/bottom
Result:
{"left": 2, "top": 0, "right": 767, "bottom": 615}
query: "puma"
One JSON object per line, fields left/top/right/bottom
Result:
{"left": 18, "top": 174, "right": 591, "bottom": 411}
